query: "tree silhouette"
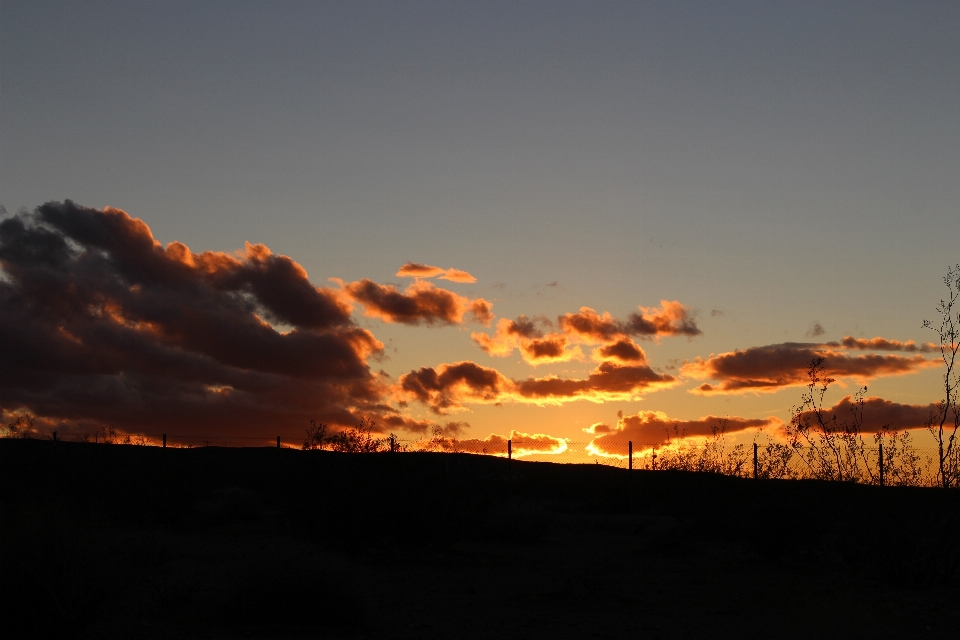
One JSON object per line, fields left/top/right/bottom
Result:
{"left": 923, "top": 264, "right": 960, "bottom": 488}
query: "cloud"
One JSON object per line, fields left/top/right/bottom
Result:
{"left": 398, "top": 361, "right": 511, "bottom": 414}
{"left": 592, "top": 339, "right": 646, "bottom": 364}
{"left": 794, "top": 396, "right": 944, "bottom": 433}
{"left": 395, "top": 262, "right": 477, "bottom": 283}
{"left": 471, "top": 316, "right": 581, "bottom": 365}
{"left": 397, "top": 360, "right": 676, "bottom": 414}
{"left": 449, "top": 430, "right": 568, "bottom": 457}
{"left": 337, "top": 278, "right": 493, "bottom": 326}
{"left": 807, "top": 322, "right": 825, "bottom": 337}
{"left": 558, "top": 307, "right": 624, "bottom": 342}
{"left": 378, "top": 414, "right": 470, "bottom": 437}
{"left": 520, "top": 334, "right": 575, "bottom": 363}
{"left": 0, "top": 201, "right": 445, "bottom": 438}
{"left": 468, "top": 299, "right": 495, "bottom": 326}
{"left": 582, "top": 422, "right": 613, "bottom": 434}
{"left": 515, "top": 362, "right": 676, "bottom": 402}
{"left": 683, "top": 340, "right": 938, "bottom": 394}
{"left": 472, "top": 301, "right": 699, "bottom": 364}
{"left": 559, "top": 301, "right": 701, "bottom": 342}
{"left": 587, "top": 410, "right": 780, "bottom": 454}
{"left": 625, "top": 300, "right": 703, "bottom": 338}
{"left": 830, "top": 336, "right": 939, "bottom": 353}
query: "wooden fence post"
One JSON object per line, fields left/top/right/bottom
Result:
{"left": 628, "top": 441, "right": 633, "bottom": 470}
{"left": 508, "top": 439, "right": 512, "bottom": 460}
{"left": 753, "top": 442, "right": 758, "bottom": 479}
{"left": 879, "top": 442, "right": 884, "bottom": 487}
{"left": 652, "top": 451, "right": 657, "bottom": 470}
{"left": 52, "top": 431, "right": 57, "bottom": 443}
{"left": 390, "top": 435, "right": 396, "bottom": 453}
{"left": 162, "top": 433, "right": 166, "bottom": 448}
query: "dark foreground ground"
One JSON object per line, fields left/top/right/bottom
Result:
{"left": 2, "top": 439, "right": 959, "bottom": 639}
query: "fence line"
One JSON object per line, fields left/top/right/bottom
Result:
{"left": 7, "top": 428, "right": 949, "bottom": 487}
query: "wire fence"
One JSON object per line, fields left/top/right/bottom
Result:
{"left": 6, "top": 424, "right": 953, "bottom": 488}
{"left": 392, "top": 436, "right": 947, "bottom": 487}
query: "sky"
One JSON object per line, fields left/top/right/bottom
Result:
{"left": 1, "top": 1, "right": 958, "bottom": 454}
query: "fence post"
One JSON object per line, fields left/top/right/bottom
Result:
{"left": 651, "top": 451, "right": 657, "bottom": 470}
{"left": 162, "top": 433, "right": 166, "bottom": 448}
{"left": 52, "top": 431, "right": 57, "bottom": 443}
{"left": 277, "top": 436, "right": 281, "bottom": 450}
{"left": 753, "top": 442, "right": 758, "bottom": 479}
{"left": 878, "top": 442, "right": 884, "bottom": 487}
{"left": 508, "top": 439, "right": 512, "bottom": 460}
{"left": 390, "top": 435, "right": 396, "bottom": 453}
{"left": 628, "top": 441, "right": 633, "bottom": 470}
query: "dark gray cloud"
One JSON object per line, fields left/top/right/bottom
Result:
{"left": 0, "top": 201, "right": 401, "bottom": 437}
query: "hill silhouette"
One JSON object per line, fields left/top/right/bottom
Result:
{"left": 2, "top": 439, "right": 959, "bottom": 638}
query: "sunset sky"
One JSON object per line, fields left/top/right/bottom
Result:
{"left": 2, "top": 1, "right": 958, "bottom": 454}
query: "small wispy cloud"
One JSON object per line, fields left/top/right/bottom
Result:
{"left": 396, "top": 262, "right": 477, "bottom": 283}
{"left": 807, "top": 322, "right": 825, "bottom": 337}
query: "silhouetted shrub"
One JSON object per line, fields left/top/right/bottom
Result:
{"left": 327, "top": 417, "right": 388, "bottom": 452}
{"left": 302, "top": 419, "right": 329, "bottom": 450}
{"left": 2, "top": 414, "right": 38, "bottom": 439}
{"left": 652, "top": 421, "right": 750, "bottom": 476}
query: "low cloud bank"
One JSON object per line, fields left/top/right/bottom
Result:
{"left": 586, "top": 410, "right": 780, "bottom": 455}
{"left": 683, "top": 340, "right": 938, "bottom": 394}
{"left": 793, "top": 396, "right": 944, "bottom": 433}
{"left": 444, "top": 430, "right": 568, "bottom": 457}
{"left": 397, "top": 360, "right": 676, "bottom": 414}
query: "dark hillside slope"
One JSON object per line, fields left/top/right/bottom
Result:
{"left": 2, "top": 439, "right": 958, "bottom": 638}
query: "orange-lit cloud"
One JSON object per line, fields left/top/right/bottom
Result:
{"left": 397, "top": 361, "right": 512, "bottom": 413}
{"left": 398, "top": 360, "right": 676, "bottom": 414}
{"left": 587, "top": 410, "right": 780, "bottom": 454}
{"left": 515, "top": 362, "right": 676, "bottom": 402}
{"left": 0, "top": 201, "right": 417, "bottom": 438}
{"left": 445, "top": 430, "right": 568, "bottom": 457}
{"left": 472, "top": 301, "right": 697, "bottom": 364}
{"left": 378, "top": 414, "right": 470, "bottom": 437}
{"left": 560, "top": 300, "right": 701, "bottom": 342}
{"left": 592, "top": 338, "right": 646, "bottom": 364}
{"left": 683, "top": 341, "right": 938, "bottom": 394}
{"left": 794, "top": 396, "right": 944, "bottom": 433}
{"left": 583, "top": 421, "right": 614, "bottom": 434}
{"left": 337, "top": 278, "right": 493, "bottom": 326}
{"left": 396, "top": 262, "right": 477, "bottom": 283}
{"left": 471, "top": 316, "right": 581, "bottom": 364}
